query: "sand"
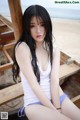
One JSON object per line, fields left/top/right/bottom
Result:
{"left": 52, "top": 18, "right": 80, "bottom": 63}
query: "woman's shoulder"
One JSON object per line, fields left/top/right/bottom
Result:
{"left": 15, "top": 42, "right": 31, "bottom": 57}
{"left": 15, "top": 42, "right": 30, "bottom": 52}
{"left": 53, "top": 43, "right": 60, "bottom": 55}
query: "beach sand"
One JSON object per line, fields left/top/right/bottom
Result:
{"left": 5, "top": 16, "right": 80, "bottom": 63}
{"left": 52, "top": 18, "right": 80, "bottom": 63}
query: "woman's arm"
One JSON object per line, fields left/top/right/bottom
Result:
{"left": 15, "top": 42, "right": 56, "bottom": 110}
{"left": 50, "top": 47, "right": 61, "bottom": 109}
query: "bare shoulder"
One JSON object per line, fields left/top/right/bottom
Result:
{"left": 53, "top": 45, "right": 60, "bottom": 57}
{"left": 15, "top": 42, "right": 31, "bottom": 59}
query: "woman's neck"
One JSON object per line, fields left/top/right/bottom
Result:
{"left": 36, "top": 41, "right": 44, "bottom": 50}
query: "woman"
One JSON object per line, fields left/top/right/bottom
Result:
{"left": 13, "top": 5, "right": 80, "bottom": 120}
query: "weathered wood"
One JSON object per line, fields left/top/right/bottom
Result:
{"left": 0, "top": 25, "right": 10, "bottom": 33}
{"left": 0, "top": 24, "right": 6, "bottom": 27}
{"left": 0, "top": 20, "right": 4, "bottom": 26}
{"left": 3, "top": 41, "right": 16, "bottom": 49}
{"left": 8, "top": 0, "right": 23, "bottom": 41}
{"left": 0, "top": 63, "right": 13, "bottom": 71}
{"left": 0, "top": 15, "right": 15, "bottom": 46}
{"left": 2, "top": 48, "right": 13, "bottom": 63}
{"left": 0, "top": 83, "right": 15, "bottom": 90}
{"left": 0, "top": 15, "right": 13, "bottom": 30}
{"left": 0, "top": 46, "right": 13, "bottom": 71}
{"left": 0, "top": 31, "right": 15, "bottom": 45}
{"left": 71, "top": 95, "right": 80, "bottom": 108}
{"left": 0, "top": 97, "right": 23, "bottom": 115}
{"left": 60, "top": 51, "right": 70, "bottom": 65}
{"left": 0, "top": 83, "right": 23, "bottom": 105}
{"left": 59, "top": 62, "right": 80, "bottom": 81}
{"left": 0, "top": 15, "right": 15, "bottom": 71}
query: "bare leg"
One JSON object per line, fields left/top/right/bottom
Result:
{"left": 59, "top": 87, "right": 80, "bottom": 120}
{"left": 25, "top": 104, "right": 71, "bottom": 120}
{"left": 61, "top": 97, "right": 80, "bottom": 120}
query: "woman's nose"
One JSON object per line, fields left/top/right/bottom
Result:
{"left": 36, "top": 26, "right": 41, "bottom": 33}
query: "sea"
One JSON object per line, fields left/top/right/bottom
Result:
{"left": 0, "top": 0, "right": 80, "bottom": 20}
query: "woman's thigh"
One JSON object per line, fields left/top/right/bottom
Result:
{"left": 61, "top": 97, "right": 80, "bottom": 120}
{"left": 25, "top": 104, "right": 71, "bottom": 120}
{"left": 59, "top": 86, "right": 80, "bottom": 119}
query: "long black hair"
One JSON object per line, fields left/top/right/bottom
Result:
{"left": 13, "top": 5, "right": 53, "bottom": 83}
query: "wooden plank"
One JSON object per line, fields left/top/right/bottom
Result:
{"left": 0, "top": 97, "right": 23, "bottom": 115}
{"left": 0, "top": 48, "right": 13, "bottom": 71}
{"left": 59, "top": 62, "right": 80, "bottom": 80}
{"left": 0, "top": 83, "right": 23, "bottom": 105}
{"left": 2, "top": 48, "right": 13, "bottom": 63}
{"left": 60, "top": 51, "right": 70, "bottom": 65}
{"left": 0, "top": 42, "right": 15, "bottom": 72}
{"left": 0, "top": 24, "right": 6, "bottom": 27}
{"left": 8, "top": 0, "right": 23, "bottom": 41}
{"left": 0, "top": 19, "right": 4, "bottom": 26}
{"left": 3, "top": 41, "right": 16, "bottom": 49}
{"left": 0, "top": 31, "right": 15, "bottom": 45}
{"left": 0, "top": 62, "right": 13, "bottom": 71}
{"left": 71, "top": 95, "right": 80, "bottom": 108}
{"left": 0, "top": 15, "right": 13, "bottom": 30}
{"left": 0, "top": 25, "right": 10, "bottom": 33}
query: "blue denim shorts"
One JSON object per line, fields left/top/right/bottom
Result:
{"left": 27, "top": 93, "right": 67, "bottom": 106}
{"left": 18, "top": 93, "right": 68, "bottom": 117}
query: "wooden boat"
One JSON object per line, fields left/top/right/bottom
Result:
{"left": 0, "top": 34, "right": 80, "bottom": 114}
{"left": 0, "top": 0, "right": 80, "bottom": 116}
{"left": 0, "top": 15, "right": 15, "bottom": 72}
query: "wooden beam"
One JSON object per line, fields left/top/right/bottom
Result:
{"left": 0, "top": 47, "right": 13, "bottom": 71}
{"left": 60, "top": 51, "right": 70, "bottom": 65}
{"left": 71, "top": 95, "right": 80, "bottom": 108}
{"left": 0, "top": 63, "right": 13, "bottom": 71}
{"left": 2, "top": 48, "right": 13, "bottom": 63}
{"left": 0, "top": 31, "right": 15, "bottom": 45}
{"left": 0, "top": 15, "right": 13, "bottom": 30}
{"left": 0, "top": 25, "right": 10, "bottom": 33}
{"left": 0, "top": 24, "right": 7, "bottom": 28}
{"left": 59, "top": 62, "right": 80, "bottom": 81}
{"left": 8, "top": 0, "right": 23, "bottom": 41}
{"left": 3, "top": 41, "right": 16, "bottom": 49}
{"left": 0, "top": 83, "right": 23, "bottom": 105}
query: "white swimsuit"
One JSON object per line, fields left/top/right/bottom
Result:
{"left": 20, "top": 59, "right": 51, "bottom": 107}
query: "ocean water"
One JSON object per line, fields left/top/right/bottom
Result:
{"left": 0, "top": 0, "right": 80, "bottom": 20}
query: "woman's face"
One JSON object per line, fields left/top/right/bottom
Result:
{"left": 30, "top": 17, "right": 46, "bottom": 44}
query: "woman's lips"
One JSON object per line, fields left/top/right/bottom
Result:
{"left": 36, "top": 35, "right": 42, "bottom": 38}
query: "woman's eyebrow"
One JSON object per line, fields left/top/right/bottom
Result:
{"left": 40, "top": 21, "right": 44, "bottom": 23}
{"left": 30, "top": 22, "right": 35, "bottom": 25}
{"left": 30, "top": 21, "right": 44, "bottom": 24}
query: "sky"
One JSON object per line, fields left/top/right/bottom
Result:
{"left": 0, "top": 0, "right": 80, "bottom": 19}
{"left": 0, "top": 0, "right": 80, "bottom": 10}
{"left": 20, "top": 0, "right": 80, "bottom": 9}
{"left": 21, "top": 0, "right": 54, "bottom": 8}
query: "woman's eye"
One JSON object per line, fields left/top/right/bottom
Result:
{"left": 41, "top": 23, "right": 45, "bottom": 26}
{"left": 30, "top": 25, "right": 35, "bottom": 28}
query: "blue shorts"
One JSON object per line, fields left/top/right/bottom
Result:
{"left": 18, "top": 93, "right": 68, "bottom": 117}
{"left": 27, "top": 93, "right": 67, "bottom": 106}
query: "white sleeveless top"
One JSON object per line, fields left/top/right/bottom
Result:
{"left": 20, "top": 59, "right": 51, "bottom": 107}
